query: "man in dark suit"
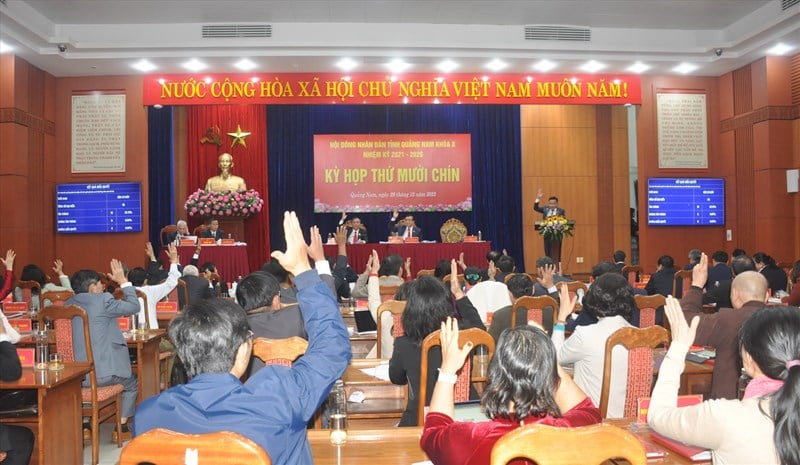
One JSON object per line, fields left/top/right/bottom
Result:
{"left": 706, "top": 250, "right": 733, "bottom": 291}
{"left": 164, "top": 220, "right": 191, "bottom": 245}
{"left": 179, "top": 265, "right": 215, "bottom": 309}
{"left": 703, "top": 254, "right": 756, "bottom": 309}
{"left": 201, "top": 219, "right": 225, "bottom": 240}
{"left": 612, "top": 250, "right": 626, "bottom": 274}
{"left": 533, "top": 188, "right": 566, "bottom": 259}
{"left": 645, "top": 255, "right": 677, "bottom": 297}
{"left": 389, "top": 210, "right": 421, "bottom": 239}
{"left": 338, "top": 213, "right": 368, "bottom": 244}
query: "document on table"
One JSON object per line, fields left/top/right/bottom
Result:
{"left": 360, "top": 363, "right": 391, "bottom": 381}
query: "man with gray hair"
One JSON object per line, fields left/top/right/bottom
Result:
{"left": 684, "top": 248, "right": 701, "bottom": 270}
{"left": 179, "top": 264, "right": 214, "bottom": 309}
{"left": 165, "top": 220, "right": 191, "bottom": 245}
{"left": 680, "top": 253, "right": 769, "bottom": 399}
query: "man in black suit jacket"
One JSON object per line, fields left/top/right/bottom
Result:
{"left": 201, "top": 219, "right": 225, "bottom": 240}
{"left": 533, "top": 188, "right": 566, "bottom": 260}
{"left": 338, "top": 213, "right": 368, "bottom": 244}
{"left": 703, "top": 254, "right": 756, "bottom": 309}
{"left": 179, "top": 265, "right": 215, "bottom": 309}
{"left": 389, "top": 210, "right": 421, "bottom": 239}
{"left": 706, "top": 250, "right": 733, "bottom": 291}
{"left": 645, "top": 254, "right": 677, "bottom": 297}
{"left": 0, "top": 324, "right": 35, "bottom": 465}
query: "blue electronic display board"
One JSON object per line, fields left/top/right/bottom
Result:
{"left": 56, "top": 182, "right": 142, "bottom": 233}
{"left": 647, "top": 178, "right": 724, "bottom": 226}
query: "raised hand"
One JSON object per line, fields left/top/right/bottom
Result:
{"left": 144, "top": 242, "right": 156, "bottom": 260}
{"left": 457, "top": 252, "right": 467, "bottom": 271}
{"left": 340, "top": 211, "right": 347, "bottom": 222}
{"left": 369, "top": 250, "right": 380, "bottom": 274}
{"left": 664, "top": 296, "right": 699, "bottom": 346}
{"left": 536, "top": 188, "right": 544, "bottom": 199}
{"left": 488, "top": 261, "right": 497, "bottom": 281}
{"left": 439, "top": 317, "right": 473, "bottom": 375}
{"left": 52, "top": 259, "right": 66, "bottom": 276}
{"left": 404, "top": 257, "right": 411, "bottom": 278}
{"left": 449, "top": 259, "right": 464, "bottom": 299}
{"left": 271, "top": 212, "right": 311, "bottom": 276}
{"left": 0, "top": 250, "right": 15, "bottom": 270}
{"left": 557, "top": 283, "right": 577, "bottom": 323}
{"left": 108, "top": 259, "right": 128, "bottom": 285}
{"left": 334, "top": 225, "right": 347, "bottom": 245}
{"left": 307, "top": 225, "right": 325, "bottom": 262}
{"left": 691, "top": 253, "right": 709, "bottom": 288}
{"left": 537, "top": 264, "right": 555, "bottom": 289}
{"left": 167, "top": 243, "right": 179, "bottom": 264}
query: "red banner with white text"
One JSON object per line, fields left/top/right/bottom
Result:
{"left": 143, "top": 73, "right": 641, "bottom": 105}
{"left": 314, "top": 134, "right": 472, "bottom": 213}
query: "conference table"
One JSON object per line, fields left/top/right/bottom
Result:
{"left": 0, "top": 363, "right": 90, "bottom": 465}
{"left": 323, "top": 241, "right": 491, "bottom": 276}
{"left": 160, "top": 244, "right": 249, "bottom": 283}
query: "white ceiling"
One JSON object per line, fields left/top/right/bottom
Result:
{"left": 1, "top": 0, "right": 798, "bottom": 77}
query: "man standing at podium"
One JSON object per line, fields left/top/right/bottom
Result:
{"left": 534, "top": 188, "right": 566, "bottom": 260}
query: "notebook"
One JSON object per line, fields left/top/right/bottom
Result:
{"left": 353, "top": 309, "right": 377, "bottom": 335}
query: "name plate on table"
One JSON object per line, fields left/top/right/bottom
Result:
{"left": 2, "top": 302, "right": 27, "bottom": 314}
{"left": 156, "top": 301, "right": 179, "bottom": 313}
{"left": 8, "top": 318, "right": 32, "bottom": 332}
{"left": 199, "top": 238, "right": 216, "bottom": 245}
{"left": 404, "top": 237, "right": 420, "bottom": 243}
{"left": 220, "top": 238, "right": 235, "bottom": 245}
{"left": 463, "top": 235, "right": 478, "bottom": 242}
{"left": 179, "top": 238, "right": 197, "bottom": 246}
{"left": 387, "top": 236, "right": 403, "bottom": 243}
{"left": 16, "top": 347, "right": 35, "bottom": 367}
{"left": 117, "top": 317, "right": 131, "bottom": 331}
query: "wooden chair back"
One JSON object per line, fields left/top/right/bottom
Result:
{"left": 621, "top": 265, "right": 643, "bottom": 285}
{"left": 503, "top": 272, "right": 517, "bottom": 284}
{"left": 176, "top": 279, "right": 190, "bottom": 309}
{"left": 490, "top": 423, "right": 646, "bottom": 465}
{"left": 510, "top": 295, "right": 558, "bottom": 332}
{"left": 376, "top": 300, "right": 406, "bottom": 358}
{"left": 252, "top": 336, "right": 308, "bottom": 367}
{"left": 114, "top": 288, "right": 150, "bottom": 329}
{"left": 194, "top": 224, "right": 209, "bottom": 237}
{"left": 599, "top": 325, "right": 669, "bottom": 418}
{"left": 556, "top": 281, "right": 587, "bottom": 312}
{"left": 672, "top": 270, "right": 693, "bottom": 298}
{"left": 39, "top": 289, "right": 75, "bottom": 307}
{"left": 633, "top": 294, "right": 665, "bottom": 328}
{"left": 119, "top": 428, "right": 271, "bottom": 465}
{"left": 160, "top": 224, "right": 178, "bottom": 247}
{"left": 418, "top": 327, "right": 495, "bottom": 425}
{"left": 379, "top": 285, "right": 401, "bottom": 302}
{"left": 416, "top": 269, "right": 435, "bottom": 278}
{"left": 15, "top": 280, "right": 41, "bottom": 306}
{"left": 442, "top": 274, "right": 466, "bottom": 288}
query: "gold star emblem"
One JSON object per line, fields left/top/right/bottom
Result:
{"left": 227, "top": 124, "right": 251, "bottom": 148}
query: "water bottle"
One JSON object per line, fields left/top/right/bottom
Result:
{"left": 34, "top": 330, "right": 49, "bottom": 370}
{"left": 477, "top": 230, "right": 482, "bottom": 241}
{"left": 328, "top": 379, "right": 348, "bottom": 444}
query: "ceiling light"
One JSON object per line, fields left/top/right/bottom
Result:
{"left": 580, "top": 60, "right": 606, "bottom": 73}
{"left": 181, "top": 59, "right": 207, "bottom": 72}
{"left": 436, "top": 60, "right": 458, "bottom": 73}
{"left": 0, "top": 42, "right": 13, "bottom": 53}
{"left": 485, "top": 59, "right": 507, "bottom": 72}
{"left": 533, "top": 60, "right": 556, "bottom": 72}
{"left": 767, "top": 43, "right": 794, "bottom": 55}
{"left": 386, "top": 59, "right": 410, "bottom": 74}
{"left": 131, "top": 59, "right": 156, "bottom": 72}
{"left": 626, "top": 61, "right": 651, "bottom": 74}
{"left": 672, "top": 62, "right": 698, "bottom": 74}
{"left": 336, "top": 58, "right": 358, "bottom": 72}
{"left": 234, "top": 59, "right": 257, "bottom": 71}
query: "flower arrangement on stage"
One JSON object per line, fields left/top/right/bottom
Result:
{"left": 185, "top": 189, "right": 264, "bottom": 218}
{"left": 537, "top": 215, "right": 574, "bottom": 241}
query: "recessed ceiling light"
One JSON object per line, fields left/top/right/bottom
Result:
{"left": 0, "top": 41, "right": 13, "bottom": 53}
{"left": 580, "top": 60, "right": 606, "bottom": 73}
{"left": 234, "top": 59, "right": 257, "bottom": 71}
{"left": 181, "top": 59, "right": 207, "bottom": 72}
{"left": 766, "top": 43, "right": 794, "bottom": 55}
{"left": 533, "top": 60, "right": 556, "bottom": 72}
{"left": 336, "top": 58, "right": 358, "bottom": 72}
{"left": 436, "top": 60, "right": 458, "bottom": 73}
{"left": 131, "top": 59, "right": 156, "bottom": 72}
{"left": 627, "top": 61, "right": 651, "bottom": 74}
{"left": 386, "top": 59, "right": 410, "bottom": 74}
{"left": 672, "top": 62, "right": 698, "bottom": 74}
{"left": 485, "top": 59, "right": 507, "bottom": 72}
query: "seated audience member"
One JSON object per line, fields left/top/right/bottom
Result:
{"left": 351, "top": 253, "right": 404, "bottom": 298}
{"left": 465, "top": 262, "right": 512, "bottom": 323}
{"left": 134, "top": 212, "right": 351, "bottom": 465}
{"left": 262, "top": 259, "right": 296, "bottom": 303}
{"left": 680, "top": 253, "right": 769, "bottom": 399}
{"left": 552, "top": 273, "right": 635, "bottom": 418}
{"left": 0, "top": 250, "right": 15, "bottom": 300}
{"left": 706, "top": 250, "right": 733, "bottom": 291}
{"left": 533, "top": 256, "right": 571, "bottom": 296}
{"left": 612, "top": 250, "right": 626, "bottom": 273}
{"left": 128, "top": 243, "right": 180, "bottom": 330}
{"left": 179, "top": 265, "right": 215, "bottom": 308}
{"left": 389, "top": 275, "right": 483, "bottom": 426}
{"left": 788, "top": 261, "right": 800, "bottom": 306}
{"left": 0, "top": 323, "right": 34, "bottom": 465}
{"left": 645, "top": 254, "right": 678, "bottom": 297}
{"left": 200, "top": 218, "right": 225, "bottom": 240}
{"left": 389, "top": 209, "right": 421, "bottom": 239}
{"left": 649, "top": 299, "right": 800, "bottom": 465}
{"left": 462, "top": 265, "right": 481, "bottom": 292}
{"left": 731, "top": 248, "right": 747, "bottom": 258}
{"left": 338, "top": 212, "right": 368, "bottom": 244}
{"left": 236, "top": 270, "right": 306, "bottom": 374}
{"left": 685, "top": 248, "right": 701, "bottom": 270}
{"left": 753, "top": 252, "right": 789, "bottom": 294}
{"left": 164, "top": 220, "right": 191, "bottom": 245}
{"left": 565, "top": 261, "right": 649, "bottom": 331}
{"left": 493, "top": 254, "right": 515, "bottom": 283}
{"left": 479, "top": 249, "right": 502, "bottom": 282}
{"left": 420, "top": 319, "right": 602, "bottom": 464}
{"left": 702, "top": 254, "right": 756, "bottom": 309}
{"left": 14, "top": 260, "right": 73, "bottom": 308}
{"left": 66, "top": 260, "right": 140, "bottom": 439}
{"left": 329, "top": 225, "right": 358, "bottom": 299}
{"left": 433, "top": 259, "right": 451, "bottom": 280}
{"left": 489, "top": 265, "right": 559, "bottom": 342}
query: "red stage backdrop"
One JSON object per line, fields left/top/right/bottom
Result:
{"left": 185, "top": 105, "right": 269, "bottom": 273}
{"left": 314, "top": 134, "right": 472, "bottom": 213}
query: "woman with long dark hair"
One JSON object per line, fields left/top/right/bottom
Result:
{"left": 649, "top": 299, "right": 800, "bottom": 465}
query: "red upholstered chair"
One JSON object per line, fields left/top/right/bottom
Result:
{"left": 40, "top": 305, "right": 124, "bottom": 465}
{"left": 599, "top": 325, "right": 669, "bottom": 418}
{"left": 510, "top": 295, "right": 558, "bottom": 332}
{"left": 119, "top": 429, "right": 271, "bottom": 465}
{"left": 417, "top": 328, "right": 495, "bottom": 426}
{"left": 376, "top": 300, "right": 406, "bottom": 358}
{"left": 252, "top": 336, "right": 308, "bottom": 367}
{"left": 39, "top": 289, "right": 75, "bottom": 307}
{"left": 622, "top": 265, "right": 643, "bottom": 286}
{"left": 14, "top": 280, "right": 41, "bottom": 307}
{"left": 672, "top": 270, "right": 693, "bottom": 298}
{"left": 557, "top": 281, "right": 587, "bottom": 313}
{"left": 633, "top": 294, "right": 665, "bottom": 328}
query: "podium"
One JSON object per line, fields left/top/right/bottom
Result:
{"left": 534, "top": 220, "right": 575, "bottom": 263}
